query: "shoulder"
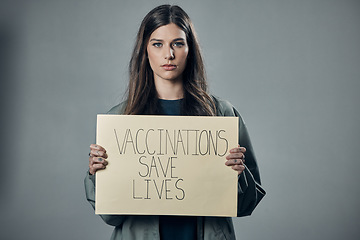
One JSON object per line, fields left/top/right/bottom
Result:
{"left": 107, "top": 101, "right": 127, "bottom": 115}
{"left": 211, "top": 95, "right": 237, "bottom": 116}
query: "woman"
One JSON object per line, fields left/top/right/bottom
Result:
{"left": 85, "top": 4, "right": 265, "bottom": 240}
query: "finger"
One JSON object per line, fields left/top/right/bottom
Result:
{"left": 229, "top": 146, "right": 246, "bottom": 154}
{"left": 226, "top": 152, "right": 245, "bottom": 160}
{"left": 90, "top": 144, "right": 107, "bottom": 153}
{"left": 93, "top": 163, "right": 106, "bottom": 170}
{"left": 229, "top": 147, "right": 240, "bottom": 153}
{"left": 89, "top": 148, "right": 107, "bottom": 158}
{"left": 90, "top": 157, "right": 109, "bottom": 166}
{"left": 96, "top": 158, "right": 109, "bottom": 166}
{"left": 89, "top": 163, "right": 107, "bottom": 174}
{"left": 231, "top": 165, "right": 245, "bottom": 175}
{"left": 231, "top": 164, "right": 245, "bottom": 171}
{"left": 90, "top": 149, "right": 108, "bottom": 158}
{"left": 225, "top": 159, "right": 244, "bottom": 166}
{"left": 89, "top": 157, "right": 108, "bottom": 169}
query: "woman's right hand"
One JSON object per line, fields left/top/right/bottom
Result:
{"left": 89, "top": 144, "right": 109, "bottom": 175}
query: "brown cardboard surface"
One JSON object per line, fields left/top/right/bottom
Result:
{"left": 95, "top": 115, "right": 238, "bottom": 216}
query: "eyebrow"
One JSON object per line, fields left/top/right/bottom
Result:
{"left": 149, "top": 38, "right": 185, "bottom": 42}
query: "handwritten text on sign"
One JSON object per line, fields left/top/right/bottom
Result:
{"left": 96, "top": 115, "right": 238, "bottom": 216}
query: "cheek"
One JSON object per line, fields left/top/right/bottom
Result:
{"left": 146, "top": 47, "right": 152, "bottom": 61}
{"left": 147, "top": 49, "right": 158, "bottom": 68}
{"left": 180, "top": 49, "right": 189, "bottom": 64}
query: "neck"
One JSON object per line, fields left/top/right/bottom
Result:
{"left": 154, "top": 77, "right": 184, "bottom": 100}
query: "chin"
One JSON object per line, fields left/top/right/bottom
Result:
{"left": 163, "top": 77, "right": 182, "bottom": 82}
{"left": 159, "top": 74, "right": 182, "bottom": 82}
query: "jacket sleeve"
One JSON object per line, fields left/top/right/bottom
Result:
{"left": 84, "top": 171, "right": 128, "bottom": 226}
{"left": 84, "top": 102, "right": 130, "bottom": 226}
{"left": 234, "top": 107, "right": 266, "bottom": 217}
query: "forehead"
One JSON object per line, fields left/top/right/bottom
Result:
{"left": 150, "top": 23, "right": 186, "bottom": 40}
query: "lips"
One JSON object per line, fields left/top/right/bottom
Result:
{"left": 162, "top": 64, "right": 177, "bottom": 71}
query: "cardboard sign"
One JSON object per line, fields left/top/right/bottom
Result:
{"left": 95, "top": 115, "right": 238, "bottom": 217}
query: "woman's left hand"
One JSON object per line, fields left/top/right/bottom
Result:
{"left": 225, "top": 146, "right": 246, "bottom": 175}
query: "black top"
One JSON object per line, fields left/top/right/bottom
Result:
{"left": 158, "top": 98, "right": 182, "bottom": 116}
{"left": 158, "top": 98, "right": 197, "bottom": 240}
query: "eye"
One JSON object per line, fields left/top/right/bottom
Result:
{"left": 152, "top": 42, "right": 162, "bottom": 48}
{"left": 173, "top": 42, "right": 185, "bottom": 47}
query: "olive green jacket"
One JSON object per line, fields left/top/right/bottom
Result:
{"left": 84, "top": 96, "right": 265, "bottom": 240}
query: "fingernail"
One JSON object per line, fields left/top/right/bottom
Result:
{"left": 98, "top": 158, "right": 102, "bottom": 161}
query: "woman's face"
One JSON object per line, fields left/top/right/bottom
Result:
{"left": 147, "top": 23, "right": 189, "bottom": 84}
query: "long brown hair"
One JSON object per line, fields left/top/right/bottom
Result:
{"left": 124, "top": 4, "right": 215, "bottom": 116}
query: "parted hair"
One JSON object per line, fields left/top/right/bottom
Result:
{"left": 124, "top": 4, "right": 216, "bottom": 116}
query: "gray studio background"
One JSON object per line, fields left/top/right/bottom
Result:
{"left": 1, "top": 0, "right": 359, "bottom": 239}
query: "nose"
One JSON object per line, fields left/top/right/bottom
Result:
{"left": 164, "top": 46, "right": 175, "bottom": 60}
